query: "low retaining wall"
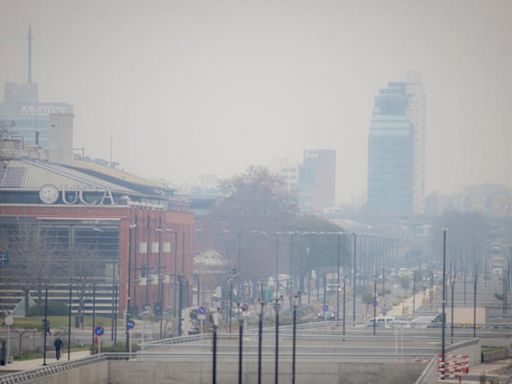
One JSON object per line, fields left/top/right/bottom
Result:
{"left": 481, "top": 347, "right": 508, "bottom": 362}
{"left": 108, "top": 360, "right": 424, "bottom": 384}
{"left": 0, "top": 357, "right": 108, "bottom": 384}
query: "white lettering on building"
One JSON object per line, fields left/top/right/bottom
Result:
{"left": 52, "top": 185, "right": 117, "bottom": 206}
{"left": 20, "top": 105, "right": 71, "bottom": 117}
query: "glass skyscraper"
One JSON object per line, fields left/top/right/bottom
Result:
{"left": 367, "top": 78, "right": 425, "bottom": 215}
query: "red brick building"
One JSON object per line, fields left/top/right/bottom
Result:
{"left": 0, "top": 158, "right": 194, "bottom": 319}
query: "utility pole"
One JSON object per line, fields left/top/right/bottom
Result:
{"left": 352, "top": 233, "right": 357, "bottom": 326}
{"left": 336, "top": 234, "right": 340, "bottom": 324}
{"left": 441, "top": 227, "right": 448, "bottom": 377}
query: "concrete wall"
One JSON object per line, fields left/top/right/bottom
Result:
{"left": 108, "top": 360, "right": 424, "bottom": 384}
{"left": 446, "top": 338, "right": 481, "bottom": 365}
{"left": 25, "top": 360, "right": 108, "bottom": 384}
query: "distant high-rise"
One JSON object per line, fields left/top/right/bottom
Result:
{"left": 0, "top": 28, "right": 74, "bottom": 164}
{"left": 367, "top": 76, "right": 425, "bottom": 214}
{"left": 298, "top": 149, "right": 336, "bottom": 214}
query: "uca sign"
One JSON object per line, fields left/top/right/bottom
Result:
{"left": 39, "top": 184, "right": 117, "bottom": 205}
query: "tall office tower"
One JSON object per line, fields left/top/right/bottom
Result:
{"left": 367, "top": 77, "right": 425, "bottom": 215}
{"left": 0, "top": 28, "right": 74, "bottom": 164}
{"left": 298, "top": 149, "right": 336, "bottom": 214}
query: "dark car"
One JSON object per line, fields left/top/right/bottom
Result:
{"left": 317, "top": 312, "right": 336, "bottom": 321}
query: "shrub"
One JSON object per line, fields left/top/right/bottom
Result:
{"left": 27, "top": 302, "right": 68, "bottom": 316}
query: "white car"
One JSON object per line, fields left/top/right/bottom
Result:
{"left": 366, "top": 316, "right": 396, "bottom": 328}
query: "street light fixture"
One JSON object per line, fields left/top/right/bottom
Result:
{"left": 292, "top": 292, "right": 300, "bottom": 384}
{"left": 352, "top": 232, "right": 357, "bottom": 326}
{"left": 125, "top": 223, "right": 136, "bottom": 352}
{"left": 238, "top": 303, "right": 249, "bottom": 384}
{"left": 441, "top": 226, "right": 448, "bottom": 378}
{"left": 212, "top": 308, "right": 220, "bottom": 384}
{"left": 257, "top": 299, "right": 265, "bottom": 384}
{"left": 273, "top": 295, "right": 282, "bottom": 384}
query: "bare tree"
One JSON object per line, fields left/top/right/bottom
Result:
{"left": 67, "top": 246, "right": 104, "bottom": 328}
{"left": 0, "top": 221, "right": 63, "bottom": 313}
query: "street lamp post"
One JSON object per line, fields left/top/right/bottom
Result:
{"left": 43, "top": 287, "right": 48, "bottom": 366}
{"left": 473, "top": 272, "right": 478, "bottom": 338}
{"left": 412, "top": 271, "right": 416, "bottom": 314}
{"left": 125, "top": 223, "right": 136, "bottom": 352}
{"left": 352, "top": 233, "right": 357, "bottom": 326}
{"left": 92, "top": 282, "right": 96, "bottom": 350}
{"left": 441, "top": 227, "right": 448, "bottom": 376}
{"left": 342, "top": 276, "right": 346, "bottom": 340}
{"left": 67, "top": 284, "right": 72, "bottom": 360}
{"left": 238, "top": 303, "right": 248, "bottom": 384}
{"left": 292, "top": 293, "right": 299, "bottom": 384}
{"left": 336, "top": 233, "right": 340, "bottom": 324}
{"left": 257, "top": 299, "right": 264, "bottom": 384}
{"left": 274, "top": 296, "right": 282, "bottom": 384}
{"left": 451, "top": 268, "right": 456, "bottom": 344}
{"left": 212, "top": 309, "right": 220, "bottom": 384}
{"left": 373, "top": 274, "right": 377, "bottom": 336}
{"left": 156, "top": 223, "right": 163, "bottom": 339}
{"left": 145, "top": 216, "right": 151, "bottom": 307}
{"left": 275, "top": 234, "right": 280, "bottom": 299}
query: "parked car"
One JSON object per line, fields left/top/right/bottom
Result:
{"left": 317, "top": 312, "right": 336, "bottom": 321}
{"left": 366, "top": 316, "right": 396, "bottom": 328}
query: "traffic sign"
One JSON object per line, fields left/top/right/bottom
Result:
{"left": 197, "top": 306, "right": 207, "bottom": 315}
{"left": 5, "top": 315, "right": 13, "bottom": 326}
{"left": 127, "top": 320, "right": 136, "bottom": 330}
{"left": 322, "top": 304, "right": 329, "bottom": 312}
{"left": 94, "top": 326, "right": 104, "bottom": 336}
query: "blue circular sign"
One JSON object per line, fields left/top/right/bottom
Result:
{"left": 197, "top": 306, "right": 207, "bottom": 315}
{"left": 322, "top": 304, "right": 329, "bottom": 312}
{"left": 95, "top": 326, "right": 104, "bottom": 336}
{"left": 127, "top": 320, "right": 136, "bottom": 330}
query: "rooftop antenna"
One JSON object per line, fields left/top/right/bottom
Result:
{"left": 110, "top": 128, "right": 113, "bottom": 166}
{"left": 27, "top": 26, "right": 33, "bottom": 83}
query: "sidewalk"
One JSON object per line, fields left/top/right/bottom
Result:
{"left": 0, "top": 350, "right": 91, "bottom": 373}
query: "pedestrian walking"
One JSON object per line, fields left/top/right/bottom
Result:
{"left": 53, "top": 336, "right": 64, "bottom": 361}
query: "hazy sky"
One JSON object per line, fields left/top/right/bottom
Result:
{"left": 1, "top": 0, "right": 511, "bottom": 204}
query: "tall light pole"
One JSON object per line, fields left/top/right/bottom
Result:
{"left": 289, "top": 233, "right": 294, "bottom": 311}
{"left": 156, "top": 225, "right": 164, "bottom": 339}
{"left": 125, "top": 223, "right": 136, "bottom": 352}
{"left": 352, "top": 232, "right": 357, "bottom": 326}
{"left": 373, "top": 273, "right": 377, "bottom": 336}
{"left": 441, "top": 227, "right": 448, "bottom": 375}
{"left": 451, "top": 266, "right": 456, "bottom": 344}
{"left": 257, "top": 299, "right": 264, "bottom": 384}
{"left": 145, "top": 216, "right": 151, "bottom": 307}
{"left": 238, "top": 303, "right": 248, "bottom": 384}
{"left": 212, "top": 309, "right": 220, "bottom": 384}
{"left": 292, "top": 293, "right": 299, "bottom": 384}
{"left": 342, "top": 276, "right": 346, "bottom": 340}
{"left": 238, "top": 233, "right": 242, "bottom": 302}
{"left": 275, "top": 233, "right": 280, "bottom": 299}
{"left": 274, "top": 296, "right": 282, "bottom": 384}
{"left": 336, "top": 233, "right": 341, "bottom": 324}
{"left": 473, "top": 271, "right": 478, "bottom": 338}
{"left": 43, "top": 287, "right": 48, "bottom": 366}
